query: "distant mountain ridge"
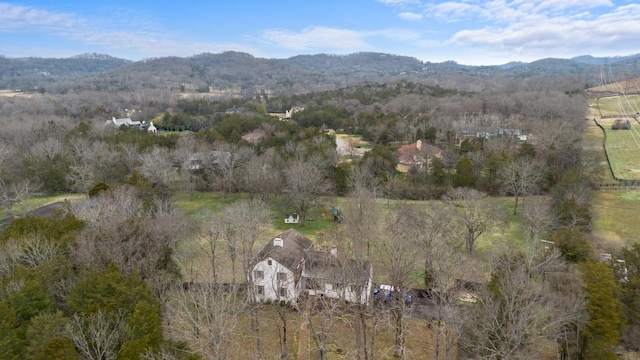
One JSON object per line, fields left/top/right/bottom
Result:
{"left": 1, "top": 51, "right": 639, "bottom": 94}
{"left": 0, "top": 53, "right": 132, "bottom": 90}
{"left": 571, "top": 54, "right": 640, "bottom": 65}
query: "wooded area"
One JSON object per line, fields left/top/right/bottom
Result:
{"left": 0, "top": 53, "right": 638, "bottom": 359}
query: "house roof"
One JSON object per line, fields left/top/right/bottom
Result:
{"left": 302, "top": 250, "right": 371, "bottom": 286}
{"left": 397, "top": 140, "right": 441, "bottom": 165}
{"left": 105, "top": 117, "right": 141, "bottom": 127}
{"left": 398, "top": 142, "right": 421, "bottom": 157}
{"left": 242, "top": 131, "right": 264, "bottom": 144}
{"left": 255, "top": 229, "right": 313, "bottom": 271}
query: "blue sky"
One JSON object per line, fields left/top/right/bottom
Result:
{"left": 1, "top": 0, "right": 639, "bottom": 65}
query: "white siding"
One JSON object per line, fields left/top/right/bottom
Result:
{"left": 251, "top": 258, "right": 298, "bottom": 303}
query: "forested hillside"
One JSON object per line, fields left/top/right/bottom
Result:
{"left": 3, "top": 51, "right": 640, "bottom": 96}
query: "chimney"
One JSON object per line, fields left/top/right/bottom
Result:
{"left": 330, "top": 245, "right": 338, "bottom": 257}
{"left": 416, "top": 139, "right": 422, "bottom": 151}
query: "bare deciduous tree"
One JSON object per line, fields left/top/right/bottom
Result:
{"left": 375, "top": 205, "right": 423, "bottom": 359}
{"left": 307, "top": 296, "right": 346, "bottom": 360}
{"left": 497, "top": 157, "right": 543, "bottom": 215}
{"left": 65, "top": 310, "right": 129, "bottom": 360}
{"left": 0, "top": 142, "right": 40, "bottom": 217}
{"left": 72, "top": 186, "right": 189, "bottom": 281}
{"left": 283, "top": 157, "right": 332, "bottom": 226}
{"left": 0, "top": 177, "right": 40, "bottom": 218}
{"left": 416, "top": 202, "right": 467, "bottom": 360}
{"left": 206, "top": 143, "right": 254, "bottom": 196}
{"left": 520, "top": 196, "right": 553, "bottom": 245}
{"left": 241, "top": 148, "right": 285, "bottom": 201}
{"left": 137, "top": 146, "right": 177, "bottom": 192}
{"left": 459, "top": 248, "right": 583, "bottom": 360}
{"left": 343, "top": 167, "right": 382, "bottom": 258}
{"left": 166, "top": 284, "right": 242, "bottom": 360}
{"left": 444, "top": 187, "right": 503, "bottom": 254}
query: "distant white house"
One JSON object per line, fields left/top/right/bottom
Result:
{"left": 105, "top": 116, "right": 152, "bottom": 131}
{"left": 250, "top": 229, "right": 372, "bottom": 305}
{"left": 105, "top": 116, "right": 141, "bottom": 128}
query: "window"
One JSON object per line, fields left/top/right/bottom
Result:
{"left": 256, "top": 285, "right": 264, "bottom": 295}
{"left": 267, "top": 260, "right": 273, "bottom": 266}
{"left": 279, "top": 287, "right": 287, "bottom": 297}
{"left": 254, "top": 270, "right": 264, "bottom": 280}
{"left": 277, "top": 272, "right": 287, "bottom": 281}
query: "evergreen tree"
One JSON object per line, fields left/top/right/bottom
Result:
{"left": 620, "top": 244, "right": 640, "bottom": 349}
{"left": 424, "top": 126, "right": 437, "bottom": 144}
{"left": 551, "top": 227, "right": 592, "bottom": 263}
{"left": 580, "top": 261, "right": 624, "bottom": 360}
{"left": 430, "top": 156, "right": 447, "bottom": 186}
{"left": 454, "top": 157, "right": 476, "bottom": 188}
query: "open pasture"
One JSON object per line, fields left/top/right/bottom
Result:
{"left": 590, "top": 94, "right": 640, "bottom": 118}
{"left": 594, "top": 117, "right": 640, "bottom": 180}
{"left": 589, "top": 91, "right": 640, "bottom": 180}
{"left": 592, "top": 190, "right": 640, "bottom": 250}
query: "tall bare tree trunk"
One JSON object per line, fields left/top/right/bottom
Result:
{"left": 298, "top": 296, "right": 311, "bottom": 360}
{"left": 277, "top": 306, "right": 288, "bottom": 359}
{"left": 250, "top": 307, "right": 263, "bottom": 360}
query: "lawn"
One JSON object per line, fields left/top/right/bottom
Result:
{"left": 588, "top": 93, "right": 640, "bottom": 180}
{"left": 0, "top": 193, "right": 86, "bottom": 219}
{"left": 591, "top": 190, "right": 640, "bottom": 250}
{"left": 590, "top": 94, "right": 640, "bottom": 118}
{"left": 172, "top": 191, "right": 530, "bottom": 286}
{"left": 594, "top": 117, "right": 640, "bottom": 180}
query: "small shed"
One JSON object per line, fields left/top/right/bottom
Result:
{"left": 284, "top": 213, "right": 299, "bottom": 224}
{"left": 612, "top": 119, "right": 631, "bottom": 130}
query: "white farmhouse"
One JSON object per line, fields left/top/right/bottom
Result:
{"left": 251, "top": 229, "right": 312, "bottom": 303}
{"left": 251, "top": 229, "right": 373, "bottom": 305}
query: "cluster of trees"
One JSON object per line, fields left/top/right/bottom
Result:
{"left": 0, "top": 187, "right": 200, "bottom": 359}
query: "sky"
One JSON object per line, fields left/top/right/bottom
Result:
{"left": 1, "top": 0, "right": 639, "bottom": 66}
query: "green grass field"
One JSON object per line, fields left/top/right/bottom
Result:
{"left": 592, "top": 190, "right": 640, "bottom": 250}
{"left": 589, "top": 94, "right": 640, "bottom": 180}
{"left": 591, "top": 94, "right": 640, "bottom": 118}
{"left": 584, "top": 118, "right": 617, "bottom": 182}
{"left": 595, "top": 117, "right": 640, "bottom": 180}
{"left": 0, "top": 193, "right": 86, "bottom": 219}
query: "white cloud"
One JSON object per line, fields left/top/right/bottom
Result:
{"left": 449, "top": 3, "right": 640, "bottom": 58}
{"left": 0, "top": 2, "right": 260, "bottom": 59}
{"left": 399, "top": 12, "right": 423, "bottom": 21}
{"left": 425, "top": 2, "right": 487, "bottom": 22}
{"left": 523, "top": 0, "right": 613, "bottom": 14}
{"left": 0, "top": 3, "right": 83, "bottom": 31}
{"left": 376, "top": 0, "right": 421, "bottom": 5}
{"left": 260, "top": 26, "right": 369, "bottom": 51}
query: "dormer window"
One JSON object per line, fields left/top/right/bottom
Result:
{"left": 273, "top": 237, "right": 284, "bottom": 247}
